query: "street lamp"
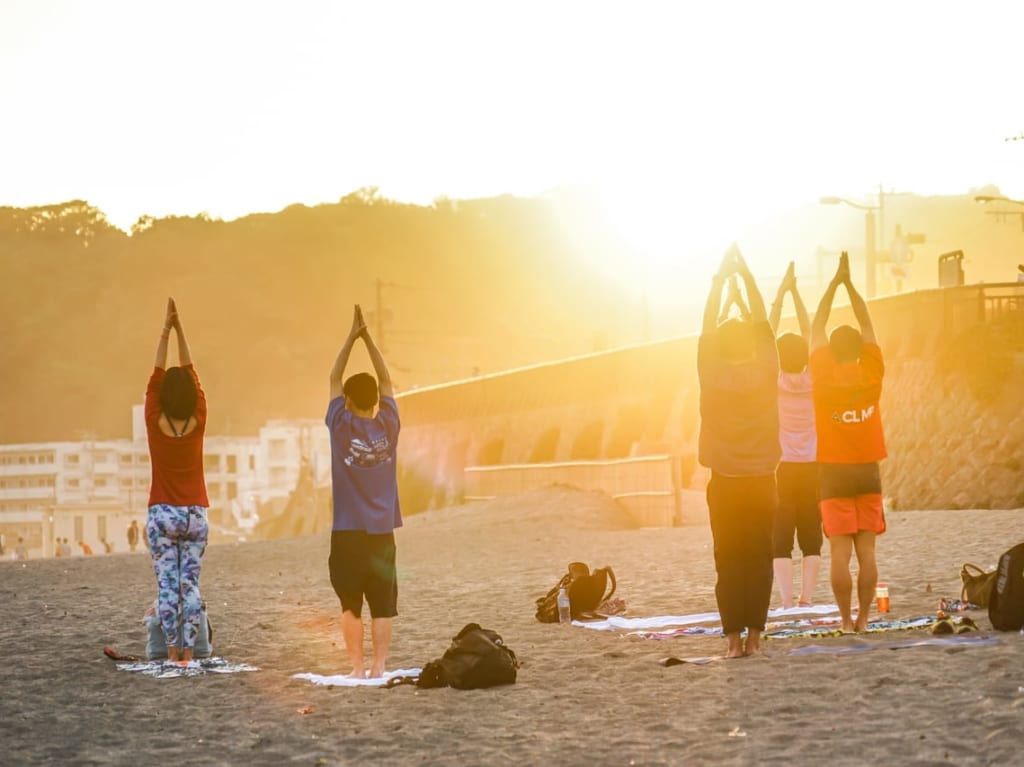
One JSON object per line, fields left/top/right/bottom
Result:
{"left": 974, "top": 195, "right": 1024, "bottom": 231}
{"left": 819, "top": 194, "right": 883, "bottom": 299}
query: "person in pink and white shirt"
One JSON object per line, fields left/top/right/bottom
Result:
{"left": 768, "top": 262, "right": 821, "bottom": 609}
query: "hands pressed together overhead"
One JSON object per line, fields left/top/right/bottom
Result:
{"left": 717, "top": 242, "right": 750, "bottom": 280}
{"left": 831, "top": 251, "right": 851, "bottom": 287}
{"left": 349, "top": 304, "right": 370, "bottom": 340}
{"left": 780, "top": 261, "right": 797, "bottom": 293}
{"left": 163, "top": 297, "right": 179, "bottom": 332}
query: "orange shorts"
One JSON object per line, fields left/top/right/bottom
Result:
{"left": 820, "top": 494, "right": 886, "bottom": 537}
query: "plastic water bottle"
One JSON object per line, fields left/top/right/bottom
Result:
{"left": 875, "top": 582, "right": 890, "bottom": 614}
{"left": 557, "top": 587, "right": 571, "bottom": 624}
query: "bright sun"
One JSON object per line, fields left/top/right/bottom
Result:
{"left": 588, "top": 183, "right": 745, "bottom": 308}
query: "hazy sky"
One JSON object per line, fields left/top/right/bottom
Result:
{"left": 2, "top": 0, "right": 1022, "bottom": 273}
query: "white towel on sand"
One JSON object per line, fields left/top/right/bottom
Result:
{"left": 576, "top": 604, "right": 840, "bottom": 631}
{"left": 293, "top": 668, "right": 422, "bottom": 687}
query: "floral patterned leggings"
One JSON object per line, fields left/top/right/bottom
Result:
{"left": 147, "top": 504, "right": 208, "bottom": 650}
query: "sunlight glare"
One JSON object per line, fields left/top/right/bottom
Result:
{"left": 595, "top": 182, "right": 741, "bottom": 307}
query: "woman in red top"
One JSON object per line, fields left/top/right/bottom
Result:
{"left": 145, "top": 298, "right": 210, "bottom": 663}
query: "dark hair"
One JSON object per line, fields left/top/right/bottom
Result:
{"left": 159, "top": 367, "right": 198, "bottom": 420}
{"left": 717, "top": 318, "right": 755, "bottom": 363}
{"left": 777, "top": 332, "right": 808, "bottom": 373}
{"left": 344, "top": 372, "right": 379, "bottom": 411}
{"left": 829, "top": 325, "right": 863, "bottom": 364}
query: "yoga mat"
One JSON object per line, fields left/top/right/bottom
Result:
{"left": 577, "top": 604, "right": 840, "bottom": 632}
{"left": 787, "top": 634, "right": 999, "bottom": 656}
{"left": 115, "top": 657, "right": 260, "bottom": 678}
{"left": 659, "top": 655, "right": 729, "bottom": 666}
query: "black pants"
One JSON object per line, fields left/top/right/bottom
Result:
{"left": 707, "top": 472, "right": 776, "bottom": 634}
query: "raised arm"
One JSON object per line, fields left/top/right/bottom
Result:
{"left": 169, "top": 298, "right": 193, "bottom": 367}
{"left": 154, "top": 298, "right": 175, "bottom": 369}
{"left": 704, "top": 247, "right": 737, "bottom": 333}
{"left": 844, "top": 274, "right": 877, "bottom": 345}
{"left": 768, "top": 262, "right": 794, "bottom": 333}
{"left": 361, "top": 322, "right": 394, "bottom": 398}
{"left": 791, "top": 276, "right": 811, "bottom": 340}
{"left": 703, "top": 275, "right": 725, "bottom": 334}
{"left": 329, "top": 305, "right": 366, "bottom": 400}
{"left": 811, "top": 253, "right": 847, "bottom": 351}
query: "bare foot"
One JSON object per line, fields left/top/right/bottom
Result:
{"left": 854, "top": 617, "right": 869, "bottom": 633}
{"left": 167, "top": 646, "right": 180, "bottom": 663}
{"left": 841, "top": 621, "right": 856, "bottom": 633}
{"left": 347, "top": 669, "right": 367, "bottom": 680}
{"left": 369, "top": 662, "right": 386, "bottom": 679}
{"left": 743, "top": 629, "right": 762, "bottom": 656}
{"left": 181, "top": 648, "right": 194, "bottom": 663}
{"left": 725, "top": 633, "right": 745, "bottom": 658}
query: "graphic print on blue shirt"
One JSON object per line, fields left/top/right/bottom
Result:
{"left": 346, "top": 434, "right": 392, "bottom": 468}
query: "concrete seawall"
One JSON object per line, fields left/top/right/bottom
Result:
{"left": 395, "top": 284, "right": 1024, "bottom": 519}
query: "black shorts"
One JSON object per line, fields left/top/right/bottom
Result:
{"left": 328, "top": 530, "right": 398, "bottom": 619}
{"left": 819, "top": 462, "right": 882, "bottom": 500}
{"left": 773, "top": 461, "right": 822, "bottom": 558}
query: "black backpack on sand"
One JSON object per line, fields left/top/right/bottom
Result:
{"left": 535, "top": 562, "right": 617, "bottom": 623}
{"left": 411, "top": 623, "right": 519, "bottom": 690}
{"left": 989, "top": 542, "right": 1024, "bottom": 631}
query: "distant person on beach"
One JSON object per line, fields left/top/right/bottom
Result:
{"left": 126, "top": 520, "right": 140, "bottom": 552}
{"left": 145, "top": 298, "right": 210, "bottom": 663}
{"left": 62, "top": 538, "right": 72, "bottom": 557}
{"left": 79, "top": 540, "right": 93, "bottom": 556}
{"left": 1018, "top": 264, "right": 1024, "bottom": 282}
{"left": 326, "top": 304, "right": 401, "bottom": 678}
{"left": 768, "top": 262, "right": 821, "bottom": 609}
{"left": 698, "top": 245, "right": 780, "bottom": 658}
{"left": 15, "top": 537, "right": 28, "bottom": 560}
{"left": 811, "top": 252, "right": 887, "bottom": 633}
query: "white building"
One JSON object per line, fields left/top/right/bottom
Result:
{"left": 254, "top": 419, "right": 331, "bottom": 517}
{"left": 0, "top": 406, "right": 328, "bottom": 559}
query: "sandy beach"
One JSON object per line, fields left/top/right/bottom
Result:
{"left": 2, "top": 486, "right": 1023, "bottom": 766}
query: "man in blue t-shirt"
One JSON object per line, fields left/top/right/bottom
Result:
{"left": 326, "top": 304, "right": 401, "bottom": 679}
